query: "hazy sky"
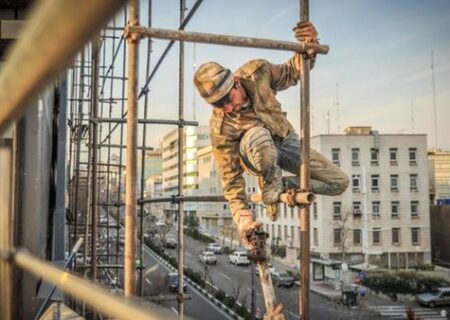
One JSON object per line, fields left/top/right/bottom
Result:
{"left": 111, "top": 0, "right": 450, "bottom": 150}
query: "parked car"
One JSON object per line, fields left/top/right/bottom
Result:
{"left": 254, "top": 263, "right": 276, "bottom": 276}
{"left": 271, "top": 271, "right": 295, "bottom": 288}
{"left": 164, "top": 237, "right": 178, "bottom": 249}
{"left": 417, "top": 287, "right": 450, "bottom": 307}
{"left": 199, "top": 251, "right": 217, "bottom": 265}
{"left": 168, "top": 272, "right": 187, "bottom": 292}
{"left": 207, "top": 243, "right": 223, "bottom": 254}
{"left": 228, "top": 251, "right": 250, "bottom": 266}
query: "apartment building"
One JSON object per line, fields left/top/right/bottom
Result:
{"left": 196, "top": 145, "right": 258, "bottom": 240}
{"left": 428, "top": 149, "right": 450, "bottom": 204}
{"left": 161, "top": 126, "right": 210, "bottom": 216}
{"left": 258, "top": 127, "right": 431, "bottom": 269}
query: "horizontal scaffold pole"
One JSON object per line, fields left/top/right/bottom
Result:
{"left": 3, "top": 249, "right": 181, "bottom": 320}
{"left": 129, "top": 26, "right": 329, "bottom": 55}
{"left": 95, "top": 117, "right": 199, "bottom": 126}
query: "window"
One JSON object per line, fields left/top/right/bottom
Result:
{"left": 371, "top": 148, "right": 379, "bottom": 165}
{"left": 391, "top": 201, "right": 400, "bottom": 218}
{"left": 313, "top": 228, "right": 318, "bottom": 246}
{"left": 411, "top": 227, "right": 420, "bottom": 245}
{"left": 277, "top": 225, "right": 281, "bottom": 239}
{"left": 371, "top": 174, "right": 380, "bottom": 192}
{"left": 373, "top": 228, "right": 381, "bottom": 245}
{"left": 313, "top": 202, "right": 318, "bottom": 219}
{"left": 271, "top": 224, "right": 275, "bottom": 238}
{"left": 410, "top": 174, "right": 418, "bottom": 192}
{"left": 333, "top": 201, "right": 342, "bottom": 219}
{"left": 372, "top": 201, "right": 380, "bottom": 218}
{"left": 291, "top": 226, "right": 295, "bottom": 242}
{"left": 392, "top": 228, "right": 400, "bottom": 245}
{"left": 389, "top": 148, "right": 398, "bottom": 164}
{"left": 351, "top": 148, "right": 360, "bottom": 166}
{"left": 409, "top": 148, "right": 417, "bottom": 165}
{"left": 334, "top": 228, "right": 342, "bottom": 245}
{"left": 352, "top": 174, "right": 360, "bottom": 192}
{"left": 390, "top": 174, "right": 399, "bottom": 192}
{"left": 353, "top": 229, "right": 362, "bottom": 246}
{"left": 332, "top": 148, "right": 340, "bottom": 165}
{"left": 353, "top": 202, "right": 362, "bottom": 217}
{"left": 411, "top": 201, "right": 419, "bottom": 217}
{"left": 284, "top": 225, "right": 288, "bottom": 239}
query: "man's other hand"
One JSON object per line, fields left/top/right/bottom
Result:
{"left": 293, "top": 21, "right": 318, "bottom": 43}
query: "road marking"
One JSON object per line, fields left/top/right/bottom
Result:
{"left": 287, "top": 311, "right": 300, "bottom": 319}
{"left": 220, "top": 273, "right": 231, "bottom": 280}
{"left": 145, "top": 279, "right": 152, "bottom": 285}
{"left": 171, "top": 307, "right": 178, "bottom": 314}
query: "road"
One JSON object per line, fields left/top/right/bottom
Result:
{"left": 98, "top": 208, "right": 233, "bottom": 320}
{"left": 165, "top": 231, "right": 379, "bottom": 320}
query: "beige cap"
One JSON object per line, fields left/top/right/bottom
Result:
{"left": 194, "top": 62, "right": 234, "bottom": 104}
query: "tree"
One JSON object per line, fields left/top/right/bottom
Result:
{"left": 333, "top": 210, "right": 353, "bottom": 262}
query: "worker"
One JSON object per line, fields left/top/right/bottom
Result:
{"left": 193, "top": 22, "right": 349, "bottom": 246}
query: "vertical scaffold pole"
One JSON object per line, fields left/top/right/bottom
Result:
{"left": 299, "top": 0, "right": 311, "bottom": 319}
{"left": 125, "top": 0, "right": 139, "bottom": 297}
{"left": 89, "top": 36, "right": 101, "bottom": 319}
{"left": 177, "top": 0, "right": 186, "bottom": 318}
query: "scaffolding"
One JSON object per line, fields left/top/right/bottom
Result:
{"left": 0, "top": 0, "right": 329, "bottom": 319}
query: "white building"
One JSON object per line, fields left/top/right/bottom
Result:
{"left": 258, "top": 127, "right": 431, "bottom": 270}
{"left": 196, "top": 145, "right": 258, "bottom": 242}
{"left": 161, "top": 126, "right": 210, "bottom": 216}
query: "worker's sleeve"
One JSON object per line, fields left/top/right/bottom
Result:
{"left": 210, "top": 130, "right": 248, "bottom": 223}
{"left": 267, "top": 53, "right": 314, "bottom": 91}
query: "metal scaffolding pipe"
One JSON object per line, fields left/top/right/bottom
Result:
{"left": 89, "top": 37, "right": 101, "bottom": 297}
{"left": 129, "top": 26, "right": 329, "bottom": 55}
{"left": 0, "top": 0, "right": 127, "bottom": 135}
{"left": 138, "top": 0, "right": 153, "bottom": 297}
{"left": 95, "top": 117, "right": 199, "bottom": 126}
{"left": 299, "top": 1, "right": 311, "bottom": 319}
{"left": 3, "top": 249, "right": 178, "bottom": 320}
{"left": 97, "top": 144, "right": 154, "bottom": 151}
{"left": 124, "top": 0, "right": 140, "bottom": 298}
{"left": 178, "top": 1, "right": 186, "bottom": 317}
{"left": 138, "top": 0, "right": 204, "bottom": 98}
{"left": 138, "top": 195, "right": 226, "bottom": 204}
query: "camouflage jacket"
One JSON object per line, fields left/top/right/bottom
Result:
{"left": 210, "top": 55, "right": 302, "bottom": 219}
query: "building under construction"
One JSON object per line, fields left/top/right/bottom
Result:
{"left": 0, "top": 0, "right": 327, "bottom": 319}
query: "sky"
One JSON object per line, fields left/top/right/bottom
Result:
{"left": 103, "top": 0, "right": 450, "bottom": 151}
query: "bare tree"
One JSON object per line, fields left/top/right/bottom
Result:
{"left": 334, "top": 210, "right": 353, "bottom": 262}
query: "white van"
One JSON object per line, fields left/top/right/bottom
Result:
{"left": 228, "top": 251, "right": 250, "bottom": 266}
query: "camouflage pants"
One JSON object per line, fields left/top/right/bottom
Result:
{"left": 240, "top": 127, "right": 349, "bottom": 196}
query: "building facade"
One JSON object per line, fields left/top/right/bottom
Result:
{"left": 428, "top": 149, "right": 450, "bottom": 204}
{"left": 161, "top": 126, "right": 210, "bottom": 216}
{"left": 258, "top": 127, "right": 431, "bottom": 269}
{"left": 196, "top": 145, "right": 258, "bottom": 242}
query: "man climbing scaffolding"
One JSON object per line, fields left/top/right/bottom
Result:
{"left": 193, "top": 21, "right": 349, "bottom": 248}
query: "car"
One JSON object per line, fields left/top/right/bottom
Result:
{"left": 417, "top": 287, "right": 450, "bottom": 307}
{"left": 271, "top": 271, "right": 295, "bottom": 288}
{"left": 168, "top": 272, "right": 187, "bottom": 292}
{"left": 207, "top": 243, "right": 223, "bottom": 254}
{"left": 228, "top": 251, "right": 250, "bottom": 266}
{"left": 164, "top": 237, "right": 177, "bottom": 249}
{"left": 254, "top": 263, "right": 276, "bottom": 276}
{"left": 199, "top": 251, "right": 217, "bottom": 265}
